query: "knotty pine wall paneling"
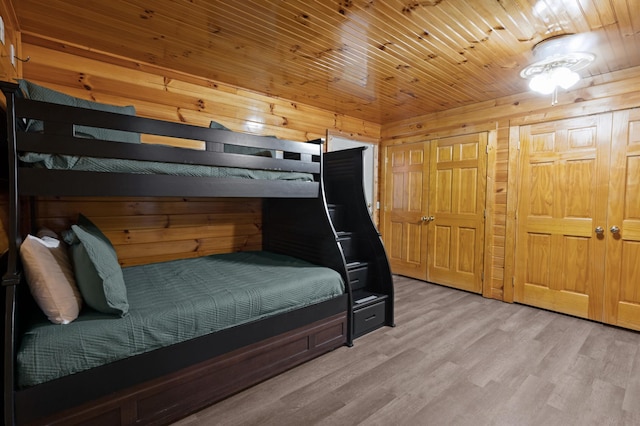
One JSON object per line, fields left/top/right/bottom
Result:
{"left": 0, "top": 0, "right": 19, "bottom": 88}
{"left": 20, "top": 38, "right": 380, "bottom": 144}
{"left": 381, "top": 65, "right": 640, "bottom": 302}
{"left": 489, "top": 121, "right": 510, "bottom": 299}
{"left": 14, "top": 38, "right": 380, "bottom": 266}
{"left": 34, "top": 197, "right": 263, "bottom": 267}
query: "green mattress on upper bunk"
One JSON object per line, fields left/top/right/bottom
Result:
{"left": 20, "top": 153, "right": 315, "bottom": 181}
{"left": 13, "top": 79, "right": 318, "bottom": 184}
{"left": 17, "top": 251, "right": 345, "bottom": 388}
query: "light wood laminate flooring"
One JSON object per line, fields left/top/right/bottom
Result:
{"left": 174, "top": 276, "right": 640, "bottom": 426}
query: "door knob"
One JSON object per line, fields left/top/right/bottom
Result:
{"left": 421, "top": 216, "right": 428, "bottom": 222}
{"left": 595, "top": 226, "right": 604, "bottom": 235}
{"left": 610, "top": 225, "right": 620, "bottom": 234}
{"left": 427, "top": 216, "right": 435, "bottom": 222}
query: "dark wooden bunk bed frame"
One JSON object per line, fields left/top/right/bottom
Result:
{"left": 0, "top": 82, "right": 353, "bottom": 425}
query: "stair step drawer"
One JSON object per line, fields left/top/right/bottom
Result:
{"left": 347, "top": 263, "right": 368, "bottom": 291}
{"left": 353, "top": 300, "right": 386, "bottom": 337}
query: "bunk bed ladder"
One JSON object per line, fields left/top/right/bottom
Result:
{"left": 263, "top": 147, "right": 354, "bottom": 346}
{"left": 323, "top": 147, "right": 395, "bottom": 339}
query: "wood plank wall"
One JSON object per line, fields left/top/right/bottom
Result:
{"left": 380, "top": 65, "right": 640, "bottom": 301}
{"left": 20, "top": 38, "right": 380, "bottom": 145}
{"left": 35, "top": 197, "right": 263, "bottom": 267}
{"left": 7, "top": 36, "right": 380, "bottom": 266}
{"left": 0, "top": 0, "right": 20, "bottom": 87}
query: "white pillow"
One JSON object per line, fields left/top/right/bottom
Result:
{"left": 20, "top": 233, "right": 83, "bottom": 324}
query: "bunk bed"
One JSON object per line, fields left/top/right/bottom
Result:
{"left": 0, "top": 81, "right": 352, "bottom": 425}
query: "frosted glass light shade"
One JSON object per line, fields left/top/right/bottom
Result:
{"left": 529, "top": 73, "right": 556, "bottom": 94}
{"left": 552, "top": 66, "right": 580, "bottom": 89}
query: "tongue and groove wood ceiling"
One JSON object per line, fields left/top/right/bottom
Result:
{"left": 14, "top": 0, "right": 640, "bottom": 124}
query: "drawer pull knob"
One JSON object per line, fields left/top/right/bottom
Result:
{"left": 365, "top": 314, "right": 377, "bottom": 322}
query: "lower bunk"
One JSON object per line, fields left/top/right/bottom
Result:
{"left": 15, "top": 298, "right": 347, "bottom": 425}
{"left": 9, "top": 242, "right": 348, "bottom": 425}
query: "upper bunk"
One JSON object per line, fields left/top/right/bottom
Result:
{"left": 0, "top": 81, "right": 323, "bottom": 199}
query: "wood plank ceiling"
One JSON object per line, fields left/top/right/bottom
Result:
{"left": 14, "top": 0, "right": 640, "bottom": 124}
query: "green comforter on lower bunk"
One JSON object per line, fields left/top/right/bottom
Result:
{"left": 17, "top": 251, "right": 345, "bottom": 388}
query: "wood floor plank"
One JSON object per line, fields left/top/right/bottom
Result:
{"left": 546, "top": 354, "right": 598, "bottom": 412}
{"left": 173, "top": 277, "right": 640, "bottom": 426}
{"left": 357, "top": 393, "right": 434, "bottom": 426}
{"left": 408, "top": 375, "right": 489, "bottom": 425}
{"left": 533, "top": 319, "right": 595, "bottom": 382}
{"left": 575, "top": 379, "right": 626, "bottom": 425}
{"left": 314, "top": 388, "right": 397, "bottom": 426}
{"left": 622, "top": 344, "right": 640, "bottom": 413}
{"left": 277, "top": 350, "right": 391, "bottom": 409}
{"left": 598, "top": 340, "right": 638, "bottom": 389}
{"left": 490, "top": 374, "right": 559, "bottom": 425}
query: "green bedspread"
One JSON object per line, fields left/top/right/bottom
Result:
{"left": 17, "top": 251, "right": 344, "bottom": 388}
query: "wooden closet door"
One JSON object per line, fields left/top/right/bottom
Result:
{"left": 382, "top": 142, "right": 429, "bottom": 279}
{"left": 426, "top": 133, "right": 487, "bottom": 293}
{"left": 514, "top": 115, "right": 611, "bottom": 320}
{"left": 604, "top": 109, "right": 640, "bottom": 330}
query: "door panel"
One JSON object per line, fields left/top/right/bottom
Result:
{"left": 383, "top": 143, "right": 429, "bottom": 279}
{"left": 427, "top": 133, "right": 487, "bottom": 293}
{"left": 604, "top": 109, "right": 640, "bottom": 330}
{"left": 515, "top": 115, "right": 611, "bottom": 320}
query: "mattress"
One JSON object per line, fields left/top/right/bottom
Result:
{"left": 17, "top": 251, "right": 345, "bottom": 388}
{"left": 19, "top": 153, "right": 315, "bottom": 181}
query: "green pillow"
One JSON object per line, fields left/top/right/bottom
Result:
{"left": 208, "top": 120, "right": 231, "bottom": 131}
{"left": 64, "top": 214, "right": 129, "bottom": 316}
{"left": 210, "top": 120, "right": 275, "bottom": 158}
{"left": 18, "top": 80, "right": 140, "bottom": 169}
{"left": 19, "top": 79, "right": 140, "bottom": 144}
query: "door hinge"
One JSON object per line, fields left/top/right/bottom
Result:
{"left": 512, "top": 276, "right": 515, "bottom": 287}
{"left": 483, "top": 209, "right": 486, "bottom": 219}
{"left": 481, "top": 272, "right": 484, "bottom": 282}
{"left": 485, "top": 144, "right": 489, "bottom": 154}
{"left": 517, "top": 140, "right": 521, "bottom": 150}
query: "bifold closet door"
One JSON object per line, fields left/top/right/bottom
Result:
{"left": 383, "top": 142, "right": 430, "bottom": 279}
{"left": 426, "top": 133, "right": 487, "bottom": 293}
{"left": 604, "top": 109, "right": 640, "bottom": 330}
{"left": 383, "top": 134, "right": 487, "bottom": 291}
{"left": 514, "top": 114, "right": 611, "bottom": 321}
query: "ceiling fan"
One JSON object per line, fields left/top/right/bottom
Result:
{"left": 520, "top": 33, "right": 597, "bottom": 105}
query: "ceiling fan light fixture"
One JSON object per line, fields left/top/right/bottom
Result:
{"left": 520, "top": 34, "right": 595, "bottom": 102}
